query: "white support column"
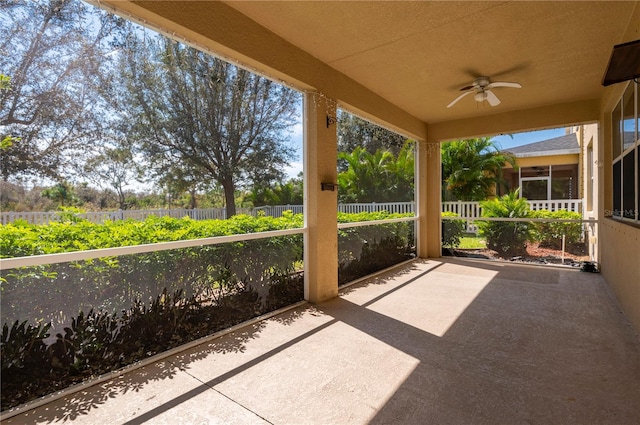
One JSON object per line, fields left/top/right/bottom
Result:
{"left": 304, "top": 93, "right": 339, "bottom": 303}
{"left": 548, "top": 165, "right": 552, "bottom": 200}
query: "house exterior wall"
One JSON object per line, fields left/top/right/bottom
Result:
{"left": 577, "top": 124, "right": 600, "bottom": 261}
{"left": 600, "top": 219, "right": 640, "bottom": 331}
{"left": 598, "top": 2, "right": 640, "bottom": 334}
{"left": 501, "top": 154, "right": 580, "bottom": 199}
{"left": 506, "top": 154, "right": 579, "bottom": 168}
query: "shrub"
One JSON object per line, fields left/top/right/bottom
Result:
{"left": 1, "top": 280, "right": 292, "bottom": 411}
{"left": 478, "top": 190, "right": 533, "bottom": 257}
{"left": 530, "top": 210, "right": 583, "bottom": 249}
{"left": 1, "top": 320, "right": 51, "bottom": 373}
{"left": 1, "top": 320, "right": 54, "bottom": 410}
{"left": 54, "top": 206, "right": 86, "bottom": 223}
{"left": 47, "top": 309, "right": 120, "bottom": 374}
{"left": 337, "top": 212, "right": 415, "bottom": 285}
{"left": 0, "top": 212, "right": 305, "bottom": 258}
{"left": 442, "top": 211, "right": 465, "bottom": 248}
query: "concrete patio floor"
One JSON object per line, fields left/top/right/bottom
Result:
{"left": 3, "top": 258, "right": 639, "bottom": 424}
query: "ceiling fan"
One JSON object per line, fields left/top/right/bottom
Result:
{"left": 447, "top": 76, "right": 522, "bottom": 108}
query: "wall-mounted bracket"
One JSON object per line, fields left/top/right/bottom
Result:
{"left": 321, "top": 182, "right": 338, "bottom": 191}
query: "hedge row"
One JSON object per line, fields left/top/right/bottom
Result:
{"left": 1, "top": 211, "right": 415, "bottom": 410}
{"left": 444, "top": 206, "right": 584, "bottom": 257}
{"left": 0, "top": 211, "right": 304, "bottom": 258}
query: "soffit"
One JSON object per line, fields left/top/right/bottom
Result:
{"left": 224, "top": 1, "right": 635, "bottom": 125}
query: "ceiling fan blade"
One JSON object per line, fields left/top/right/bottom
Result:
{"left": 459, "top": 85, "right": 475, "bottom": 91}
{"left": 486, "top": 81, "right": 522, "bottom": 89}
{"left": 485, "top": 89, "right": 501, "bottom": 106}
{"left": 447, "top": 91, "right": 473, "bottom": 108}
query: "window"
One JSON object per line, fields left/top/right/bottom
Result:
{"left": 611, "top": 81, "right": 639, "bottom": 223}
{"left": 623, "top": 83, "right": 636, "bottom": 151}
{"left": 550, "top": 164, "right": 577, "bottom": 199}
{"left": 623, "top": 151, "right": 635, "bottom": 218}
{"left": 613, "top": 100, "right": 623, "bottom": 158}
{"left": 521, "top": 179, "right": 549, "bottom": 200}
{"left": 519, "top": 165, "right": 577, "bottom": 200}
{"left": 520, "top": 166, "right": 549, "bottom": 200}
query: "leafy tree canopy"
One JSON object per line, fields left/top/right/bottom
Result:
{"left": 118, "top": 35, "right": 300, "bottom": 217}
{"left": 0, "top": 0, "right": 125, "bottom": 182}
{"left": 337, "top": 111, "right": 407, "bottom": 172}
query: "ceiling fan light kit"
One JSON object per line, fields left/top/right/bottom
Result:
{"left": 447, "top": 76, "right": 522, "bottom": 108}
{"left": 473, "top": 92, "right": 486, "bottom": 102}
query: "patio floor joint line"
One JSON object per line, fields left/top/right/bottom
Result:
{"left": 168, "top": 359, "right": 275, "bottom": 425}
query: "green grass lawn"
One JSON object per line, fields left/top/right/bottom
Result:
{"left": 457, "top": 235, "right": 487, "bottom": 249}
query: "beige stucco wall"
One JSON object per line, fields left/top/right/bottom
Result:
{"left": 504, "top": 154, "right": 580, "bottom": 169}
{"left": 577, "top": 124, "right": 600, "bottom": 262}
{"left": 600, "top": 220, "right": 640, "bottom": 331}
{"left": 428, "top": 100, "right": 600, "bottom": 143}
{"left": 575, "top": 124, "right": 600, "bottom": 214}
{"left": 598, "top": 2, "right": 640, "bottom": 334}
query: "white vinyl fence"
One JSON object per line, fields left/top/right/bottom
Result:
{"left": 0, "top": 208, "right": 249, "bottom": 225}
{"left": 442, "top": 199, "right": 583, "bottom": 233}
{"left": 1, "top": 200, "right": 581, "bottom": 226}
{"left": 442, "top": 199, "right": 582, "bottom": 216}
{"left": 338, "top": 202, "right": 415, "bottom": 214}
{"left": 1, "top": 202, "right": 416, "bottom": 225}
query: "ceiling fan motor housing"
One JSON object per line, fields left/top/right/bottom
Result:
{"left": 473, "top": 77, "right": 491, "bottom": 89}
{"left": 447, "top": 75, "right": 521, "bottom": 108}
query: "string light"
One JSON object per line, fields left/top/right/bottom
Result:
{"left": 423, "top": 142, "right": 440, "bottom": 157}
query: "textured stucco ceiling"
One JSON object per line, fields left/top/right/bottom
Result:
{"left": 224, "top": 1, "right": 635, "bottom": 125}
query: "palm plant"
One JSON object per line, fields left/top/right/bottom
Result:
{"left": 441, "top": 138, "right": 516, "bottom": 201}
{"left": 478, "top": 189, "right": 532, "bottom": 257}
{"left": 337, "top": 147, "right": 393, "bottom": 202}
{"left": 337, "top": 141, "right": 416, "bottom": 203}
{"left": 384, "top": 141, "right": 415, "bottom": 202}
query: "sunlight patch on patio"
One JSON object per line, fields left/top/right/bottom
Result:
{"left": 360, "top": 262, "right": 496, "bottom": 337}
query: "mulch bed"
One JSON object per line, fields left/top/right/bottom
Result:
{"left": 445, "top": 242, "right": 590, "bottom": 267}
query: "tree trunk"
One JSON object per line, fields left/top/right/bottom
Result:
{"left": 222, "top": 178, "right": 236, "bottom": 218}
{"left": 189, "top": 189, "right": 197, "bottom": 209}
{"left": 117, "top": 188, "right": 126, "bottom": 210}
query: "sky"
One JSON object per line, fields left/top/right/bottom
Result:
{"left": 492, "top": 127, "right": 567, "bottom": 151}
{"left": 283, "top": 121, "right": 304, "bottom": 178}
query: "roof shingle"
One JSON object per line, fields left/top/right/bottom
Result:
{"left": 503, "top": 133, "right": 579, "bottom": 157}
